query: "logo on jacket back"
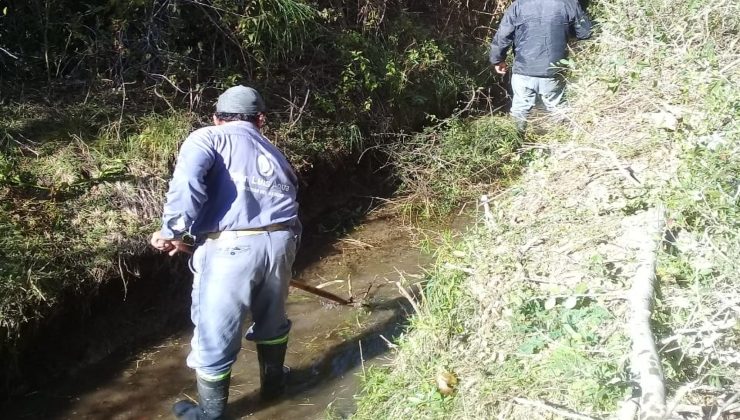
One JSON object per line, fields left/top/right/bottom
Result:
{"left": 257, "top": 154, "right": 275, "bottom": 178}
{"left": 243, "top": 154, "right": 292, "bottom": 195}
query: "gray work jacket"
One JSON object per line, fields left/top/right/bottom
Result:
{"left": 160, "top": 121, "right": 301, "bottom": 241}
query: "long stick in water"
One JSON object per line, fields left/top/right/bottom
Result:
{"left": 174, "top": 247, "right": 352, "bottom": 305}
{"left": 289, "top": 280, "right": 353, "bottom": 305}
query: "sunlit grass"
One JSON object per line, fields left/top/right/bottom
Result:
{"left": 352, "top": 0, "right": 739, "bottom": 417}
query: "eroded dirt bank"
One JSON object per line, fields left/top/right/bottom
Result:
{"left": 6, "top": 206, "right": 434, "bottom": 419}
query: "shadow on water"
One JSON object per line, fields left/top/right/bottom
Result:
{"left": 229, "top": 296, "right": 413, "bottom": 419}
{"left": 2, "top": 256, "right": 194, "bottom": 418}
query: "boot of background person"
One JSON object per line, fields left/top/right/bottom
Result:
{"left": 172, "top": 374, "right": 230, "bottom": 419}
{"left": 257, "top": 342, "right": 288, "bottom": 401}
{"left": 515, "top": 119, "right": 527, "bottom": 136}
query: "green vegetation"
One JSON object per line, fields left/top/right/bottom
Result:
{"left": 390, "top": 116, "right": 522, "bottom": 218}
{"left": 0, "top": 103, "right": 192, "bottom": 336}
{"left": 0, "top": 0, "right": 506, "bottom": 391}
{"left": 353, "top": 0, "right": 739, "bottom": 417}
{"left": 354, "top": 189, "right": 633, "bottom": 419}
{"left": 3, "top": 0, "right": 735, "bottom": 414}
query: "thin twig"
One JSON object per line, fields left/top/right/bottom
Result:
{"left": 665, "top": 373, "right": 710, "bottom": 418}
{"left": 481, "top": 195, "right": 495, "bottom": 229}
{"left": 379, "top": 334, "right": 398, "bottom": 349}
{"left": 118, "top": 256, "right": 128, "bottom": 301}
{"left": 285, "top": 88, "right": 310, "bottom": 130}
{"left": 0, "top": 47, "right": 19, "bottom": 59}
{"left": 316, "top": 279, "right": 344, "bottom": 289}
{"left": 338, "top": 238, "right": 375, "bottom": 249}
{"left": 347, "top": 274, "right": 353, "bottom": 301}
{"left": 358, "top": 340, "right": 366, "bottom": 376}
{"left": 146, "top": 72, "right": 188, "bottom": 93}
{"left": 558, "top": 146, "right": 641, "bottom": 187}
{"left": 9, "top": 136, "right": 41, "bottom": 156}
{"left": 396, "top": 281, "right": 420, "bottom": 314}
{"left": 442, "top": 263, "right": 475, "bottom": 275}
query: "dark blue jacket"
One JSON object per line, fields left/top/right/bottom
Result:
{"left": 490, "top": 0, "right": 592, "bottom": 77}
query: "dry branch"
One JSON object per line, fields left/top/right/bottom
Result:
{"left": 0, "top": 46, "right": 19, "bottom": 59}
{"left": 396, "top": 281, "right": 421, "bottom": 314}
{"left": 627, "top": 205, "right": 667, "bottom": 420}
{"left": 558, "top": 146, "right": 641, "bottom": 187}
{"left": 480, "top": 194, "right": 495, "bottom": 229}
{"left": 711, "top": 392, "right": 740, "bottom": 420}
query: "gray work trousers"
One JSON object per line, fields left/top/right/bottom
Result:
{"left": 510, "top": 73, "right": 566, "bottom": 123}
{"left": 186, "top": 230, "right": 297, "bottom": 379}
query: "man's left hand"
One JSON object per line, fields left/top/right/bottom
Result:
{"left": 150, "top": 231, "right": 192, "bottom": 256}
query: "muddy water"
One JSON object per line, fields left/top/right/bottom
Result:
{"left": 9, "top": 209, "right": 430, "bottom": 419}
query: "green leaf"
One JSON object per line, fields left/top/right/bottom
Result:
{"left": 545, "top": 297, "right": 558, "bottom": 310}
{"left": 518, "top": 336, "right": 546, "bottom": 354}
{"left": 558, "top": 58, "right": 574, "bottom": 67}
{"left": 574, "top": 282, "right": 589, "bottom": 294}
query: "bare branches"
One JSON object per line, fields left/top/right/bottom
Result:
{"left": 396, "top": 280, "right": 421, "bottom": 314}
{"left": 558, "top": 146, "right": 641, "bottom": 187}
{"left": 280, "top": 87, "right": 311, "bottom": 130}
{"left": 710, "top": 392, "right": 740, "bottom": 420}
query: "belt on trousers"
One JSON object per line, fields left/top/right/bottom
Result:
{"left": 206, "top": 224, "right": 288, "bottom": 240}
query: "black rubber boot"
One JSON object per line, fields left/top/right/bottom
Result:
{"left": 256, "top": 342, "right": 288, "bottom": 401}
{"left": 172, "top": 374, "right": 230, "bottom": 419}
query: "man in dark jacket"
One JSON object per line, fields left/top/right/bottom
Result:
{"left": 490, "top": 0, "right": 592, "bottom": 132}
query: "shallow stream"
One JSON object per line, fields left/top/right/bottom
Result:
{"left": 8, "top": 208, "right": 434, "bottom": 419}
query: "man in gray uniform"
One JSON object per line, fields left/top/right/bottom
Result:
{"left": 490, "top": 0, "right": 592, "bottom": 132}
{"left": 150, "top": 85, "right": 301, "bottom": 419}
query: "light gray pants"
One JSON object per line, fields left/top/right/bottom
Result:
{"left": 186, "top": 230, "right": 297, "bottom": 379}
{"left": 510, "top": 74, "right": 566, "bottom": 122}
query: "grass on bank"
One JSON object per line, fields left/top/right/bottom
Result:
{"left": 0, "top": 0, "right": 506, "bottom": 399}
{"left": 0, "top": 98, "right": 369, "bottom": 347}
{"left": 352, "top": 0, "right": 739, "bottom": 418}
{"left": 389, "top": 115, "right": 523, "bottom": 219}
{"left": 0, "top": 104, "right": 193, "bottom": 339}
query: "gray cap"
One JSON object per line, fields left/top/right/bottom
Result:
{"left": 216, "top": 85, "right": 266, "bottom": 114}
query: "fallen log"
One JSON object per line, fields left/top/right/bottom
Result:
{"left": 627, "top": 205, "right": 667, "bottom": 420}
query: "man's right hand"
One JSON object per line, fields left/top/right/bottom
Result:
{"left": 494, "top": 62, "right": 509, "bottom": 75}
{"left": 150, "top": 231, "right": 192, "bottom": 256}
